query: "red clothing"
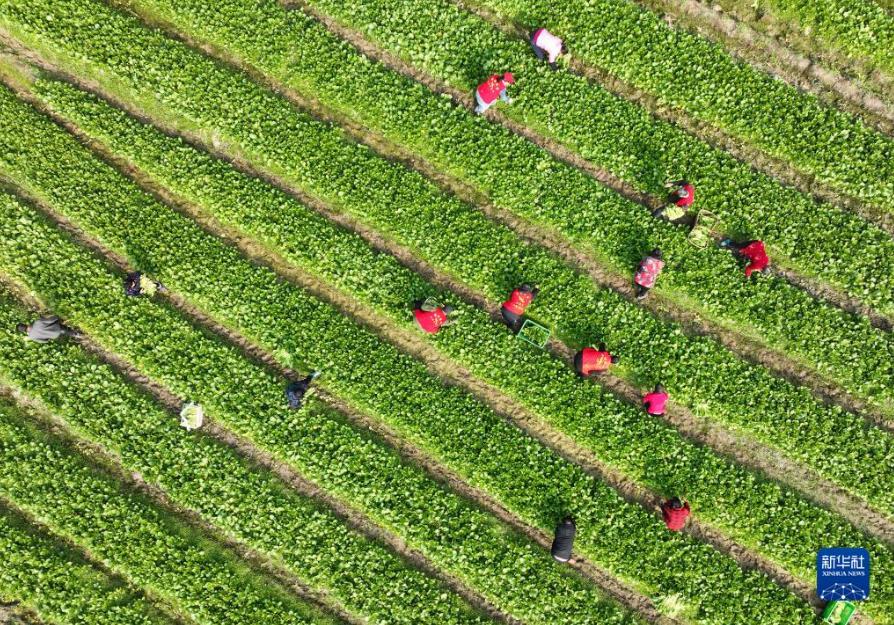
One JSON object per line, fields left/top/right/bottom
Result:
{"left": 502, "top": 289, "right": 534, "bottom": 316}
{"left": 740, "top": 241, "right": 769, "bottom": 277}
{"left": 674, "top": 183, "right": 695, "bottom": 208}
{"left": 634, "top": 257, "right": 665, "bottom": 289}
{"left": 414, "top": 307, "right": 448, "bottom": 334}
{"left": 580, "top": 348, "right": 612, "bottom": 375}
{"left": 477, "top": 75, "right": 508, "bottom": 105}
{"left": 642, "top": 391, "right": 669, "bottom": 415}
{"left": 662, "top": 502, "right": 691, "bottom": 531}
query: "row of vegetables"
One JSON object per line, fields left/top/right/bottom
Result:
{"left": 0, "top": 124, "right": 820, "bottom": 625}
{"left": 11, "top": 0, "right": 894, "bottom": 420}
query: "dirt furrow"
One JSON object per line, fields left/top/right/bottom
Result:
{"left": 640, "top": 0, "right": 894, "bottom": 132}
{"left": 445, "top": 0, "right": 894, "bottom": 236}
{"left": 8, "top": 43, "right": 894, "bottom": 542}
{"left": 71, "top": 3, "right": 894, "bottom": 418}
{"left": 11, "top": 99, "right": 886, "bottom": 625}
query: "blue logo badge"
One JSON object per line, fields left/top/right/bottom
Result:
{"left": 817, "top": 548, "right": 870, "bottom": 601}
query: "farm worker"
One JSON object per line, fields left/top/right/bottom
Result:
{"left": 413, "top": 301, "right": 456, "bottom": 334}
{"left": 720, "top": 239, "right": 770, "bottom": 277}
{"left": 551, "top": 517, "right": 577, "bottom": 563}
{"left": 501, "top": 284, "right": 539, "bottom": 333}
{"left": 574, "top": 344, "right": 619, "bottom": 377}
{"left": 642, "top": 384, "right": 669, "bottom": 416}
{"left": 633, "top": 249, "right": 664, "bottom": 300}
{"left": 530, "top": 28, "right": 566, "bottom": 70}
{"left": 16, "top": 316, "right": 79, "bottom": 343}
{"left": 286, "top": 370, "right": 321, "bottom": 410}
{"left": 123, "top": 272, "right": 166, "bottom": 297}
{"left": 653, "top": 180, "right": 694, "bottom": 223}
{"left": 661, "top": 497, "right": 691, "bottom": 531}
{"left": 474, "top": 72, "right": 515, "bottom": 115}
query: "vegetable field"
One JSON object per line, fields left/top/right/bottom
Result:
{"left": 0, "top": 0, "right": 891, "bottom": 624}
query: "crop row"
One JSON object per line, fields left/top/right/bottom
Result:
{"left": 457, "top": 0, "right": 894, "bottom": 212}
{"left": 0, "top": 294, "right": 493, "bottom": 625}
{"left": 0, "top": 500, "right": 171, "bottom": 625}
{"left": 0, "top": 400, "right": 336, "bottom": 625}
{"left": 26, "top": 72, "right": 894, "bottom": 605}
{"left": 0, "top": 150, "right": 817, "bottom": 625}
{"left": 26, "top": 45, "right": 894, "bottom": 511}
{"left": 700, "top": 0, "right": 894, "bottom": 78}
{"left": 17, "top": 0, "right": 894, "bottom": 419}
{"left": 166, "top": 0, "right": 894, "bottom": 319}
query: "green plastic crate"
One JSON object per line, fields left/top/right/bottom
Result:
{"left": 822, "top": 601, "right": 856, "bottom": 625}
{"left": 516, "top": 319, "right": 550, "bottom": 349}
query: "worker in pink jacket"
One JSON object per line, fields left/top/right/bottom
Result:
{"left": 633, "top": 249, "right": 664, "bottom": 300}
{"left": 530, "top": 28, "right": 566, "bottom": 70}
{"left": 642, "top": 384, "right": 669, "bottom": 416}
{"left": 474, "top": 72, "right": 515, "bottom": 115}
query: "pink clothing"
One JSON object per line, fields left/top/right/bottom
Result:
{"left": 634, "top": 257, "right": 665, "bottom": 289}
{"left": 642, "top": 391, "right": 669, "bottom": 415}
{"left": 533, "top": 28, "right": 563, "bottom": 63}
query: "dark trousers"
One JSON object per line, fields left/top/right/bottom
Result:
{"left": 530, "top": 31, "right": 546, "bottom": 60}
{"left": 286, "top": 375, "right": 314, "bottom": 409}
{"left": 501, "top": 307, "right": 523, "bottom": 333}
{"left": 634, "top": 283, "right": 650, "bottom": 298}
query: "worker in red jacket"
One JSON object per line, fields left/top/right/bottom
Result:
{"left": 642, "top": 384, "right": 669, "bottom": 416}
{"left": 633, "top": 249, "right": 664, "bottom": 300}
{"left": 474, "top": 72, "right": 515, "bottom": 115}
{"left": 720, "top": 239, "right": 770, "bottom": 277}
{"left": 413, "top": 301, "right": 456, "bottom": 334}
{"left": 652, "top": 180, "right": 694, "bottom": 223}
{"left": 530, "top": 28, "right": 566, "bottom": 70}
{"left": 501, "top": 284, "right": 539, "bottom": 333}
{"left": 574, "top": 344, "right": 619, "bottom": 377}
{"left": 661, "top": 497, "right": 691, "bottom": 531}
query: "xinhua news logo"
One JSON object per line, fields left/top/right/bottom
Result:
{"left": 817, "top": 547, "right": 870, "bottom": 602}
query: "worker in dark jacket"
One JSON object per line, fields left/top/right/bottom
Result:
{"left": 413, "top": 300, "right": 456, "bottom": 335}
{"left": 16, "top": 316, "right": 79, "bottom": 343}
{"left": 530, "top": 28, "right": 566, "bottom": 70}
{"left": 474, "top": 72, "right": 515, "bottom": 115}
{"left": 551, "top": 516, "right": 576, "bottom": 563}
{"left": 642, "top": 384, "right": 669, "bottom": 416}
{"left": 661, "top": 497, "right": 691, "bottom": 532}
{"left": 633, "top": 249, "right": 664, "bottom": 300}
{"left": 574, "top": 344, "right": 619, "bottom": 377}
{"left": 653, "top": 180, "right": 695, "bottom": 223}
{"left": 286, "top": 370, "right": 321, "bottom": 410}
{"left": 500, "top": 284, "right": 539, "bottom": 333}
{"left": 123, "top": 272, "right": 166, "bottom": 297}
{"left": 720, "top": 239, "right": 770, "bottom": 277}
